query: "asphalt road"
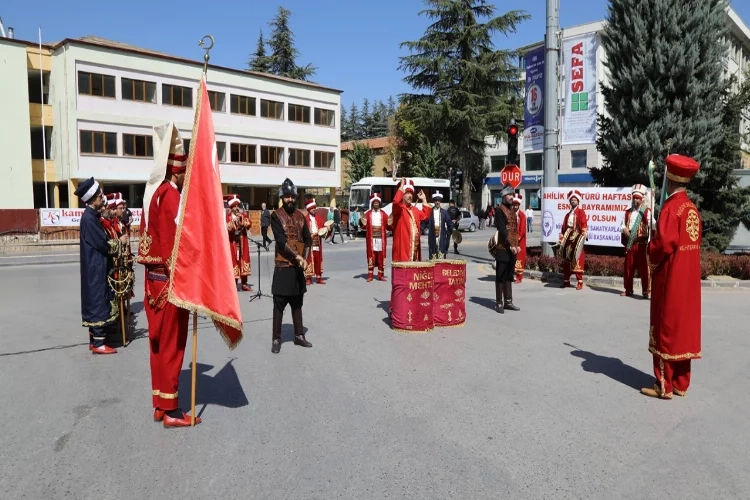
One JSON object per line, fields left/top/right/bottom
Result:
{"left": 0, "top": 229, "right": 747, "bottom": 500}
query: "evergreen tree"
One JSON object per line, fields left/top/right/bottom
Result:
{"left": 372, "top": 100, "right": 390, "bottom": 137}
{"left": 348, "top": 102, "right": 360, "bottom": 141}
{"left": 399, "top": 0, "right": 528, "bottom": 206}
{"left": 340, "top": 105, "right": 350, "bottom": 142}
{"left": 361, "top": 98, "right": 373, "bottom": 139}
{"left": 248, "top": 30, "right": 272, "bottom": 73}
{"left": 267, "top": 6, "right": 316, "bottom": 81}
{"left": 386, "top": 96, "right": 397, "bottom": 117}
{"left": 594, "top": 0, "right": 748, "bottom": 251}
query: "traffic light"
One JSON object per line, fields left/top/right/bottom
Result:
{"left": 507, "top": 120, "right": 519, "bottom": 165}
{"left": 452, "top": 170, "right": 464, "bottom": 190}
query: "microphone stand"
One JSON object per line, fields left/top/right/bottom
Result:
{"left": 248, "top": 238, "right": 273, "bottom": 302}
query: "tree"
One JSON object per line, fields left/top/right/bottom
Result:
{"left": 347, "top": 102, "right": 360, "bottom": 141}
{"left": 267, "top": 6, "right": 316, "bottom": 81}
{"left": 360, "top": 98, "right": 373, "bottom": 139}
{"left": 399, "top": 0, "right": 528, "bottom": 206}
{"left": 344, "top": 142, "right": 376, "bottom": 185}
{"left": 372, "top": 100, "right": 390, "bottom": 138}
{"left": 248, "top": 30, "right": 272, "bottom": 73}
{"left": 593, "top": 0, "right": 749, "bottom": 252}
{"left": 386, "top": 96, "right": 397, "bottom": 117}
{"left": 340, "top": 105, "right": 351, "bottom": 143}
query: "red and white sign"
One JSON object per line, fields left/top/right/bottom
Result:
{"left": 500, "top": 164, "right": 522, "bottom": 189}
{"left": 40, "top": 208, "right": 143, "bottom": 227}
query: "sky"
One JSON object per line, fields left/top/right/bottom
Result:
{"left": 3, "top": 0, "right": 750, "bottom": 108}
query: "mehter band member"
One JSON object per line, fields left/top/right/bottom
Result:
{"left": 304, "top": 195, "right": 326, "bottom": 285}
{"left": 138, "top": 123, "right": 199, "bottom": 427}
{"left": 427, "top": 190, "right": 453, "bottom": 260}
{"left": 493, "top": 184, "right": 520, "bottom": 314}
{"left": 270, "top": 178, "right": 313, "bottom": 354}
{"left": 512, "top": 194, "right": 527, "bottom": 283}
{"left": 360, "top": 192, "right": 389, "bottom": 281}
{"left": 391, "top": 178, "right": 430, "bottom": 262}
{"left": 75, "top": 177, "right": 126, "bottom": 354}
{"left": 559, "top": 190, "right": 588, "bottom": 290}
{"left": 621, "top": 184, "right": 652, "bottom": 298}
{"left": 641, "top": 154, "right": 702, "bottom": 400}
{"left": 226, "top": 195, "right": 253, "bottom": 292}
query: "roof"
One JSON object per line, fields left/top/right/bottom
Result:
{"left": 0, "top": 36, "right": 54, "bottom": 49}
{"left": 51, "top": 36, "right": 343, "bottom": 94}
{"left": 341, "top": 137, "right": 392, "bottom": 151}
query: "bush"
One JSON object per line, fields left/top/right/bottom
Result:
{"left": 524, "top": 247, "right": 750, "bottom": 280}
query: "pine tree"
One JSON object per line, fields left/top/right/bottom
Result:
{"left": 348, "top": 102, "right": 360, "bottom": 141}
{"left": 248, "top": 29, "right": 272, "bottom": 73}
{"left": 267, "top": 6, "right": 316, "bottom": 81}
{"left": 399, "top": 0, "right": 528, "bottom": 205}
{"left": 361, "top": 98, "right": 373, "bottom": 139}
{"left": 372, "top": 101, "right": 390, "bottom": 137}
{"left": 386, "top": 96, "right": 397, "bottom": 117}
{"left": 594, "top": 0, "right": 748, "bottom": 251}
{"left": 340, "top": 105, "right": 350, "bottom": 142}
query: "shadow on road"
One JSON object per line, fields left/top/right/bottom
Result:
{"left": 565, "top": 343, "right": 653, "bottom": 391}
{"left": 587, "top": 284, "right": 626, "bottom": 296}
{"left": 0, "top": 342, "right": 90, "bottom": 357}
{"left": 178, "top": 359, "right": 249, "bottom": 417}
{"left": 469, "top": 296, "right": 496, "bottom": 311}
{"left": 374, "top": 298, "right": 391, "bottom": 327}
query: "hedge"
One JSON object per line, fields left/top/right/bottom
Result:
{"left": 524, "top": 247, "right": 750, "bottom": 280}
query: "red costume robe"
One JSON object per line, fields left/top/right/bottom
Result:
{"left": 648, "top": 191, "right": 702, "bottom": 397}
{"left": 305, "top": 210, "right": 326, "bottom": 282}
{"left": 137, "top": 181, "right": 190, "bottom": 412}
{"left": 514, "top": 210, "right": 527, "bottom": 283}
{"left": 390, "top": 189, "right": 430, "bottom": 262}
{"left": 560, "top": 207, "right": 587, "bottom": 287}
{"left": 226, "top": 211, "right": 252, "bottom": 283}
{"left": 622, "top": 207, "right": 651, "bottom": 296}
{"left": 362, "top": 208, "right": 389, "bottom": 281}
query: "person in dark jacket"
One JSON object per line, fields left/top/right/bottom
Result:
{"left": 447, "top": 200, "right": 462, "bottom": 254}
{"left": 427, "top": 191, "right": 453, "bottom": 259}
{"left": 260, "top": 202, "right": 272, "bottom": 249}
{"left": 493, "top": 184, "right": 521, "bottom": 314}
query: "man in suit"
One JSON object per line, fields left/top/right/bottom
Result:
{"left": 427, "top": 190, "right": 453, "bottom": 260}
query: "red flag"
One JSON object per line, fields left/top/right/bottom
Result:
{"left": 167, "top": 76, "right": 243, "bottom": 349}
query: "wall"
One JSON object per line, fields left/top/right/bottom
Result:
{"left": 0, "top": 41, "right": 34, "bottom": 209}
{"left": 727, "top": 170, "right": 750, "bottom": 253}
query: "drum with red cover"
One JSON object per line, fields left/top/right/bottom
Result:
{"left": 390, "top": 261, "right": 434, "bottom": 333}
{"left": 433, "top": 259, "right": 466, "bottom": 327}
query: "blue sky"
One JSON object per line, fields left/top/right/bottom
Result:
{"left": 4, "top": 0, "right": 750, "bottom": 108}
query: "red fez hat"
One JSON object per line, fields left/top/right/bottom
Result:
{"left": 665, "top": 154, "right": 699, "bottom": 183}
{"left": 167, "top": 152, "right": 188, "bottom": 174}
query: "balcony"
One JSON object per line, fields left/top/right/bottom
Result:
{"left": 29, "top": 103, "right": 53, "bottom": 127}
{"left": 26, "top": 48, "right": 52, "bottom": 72}
{"left": 32, "top": 159, "right": 57, "bottom": 182}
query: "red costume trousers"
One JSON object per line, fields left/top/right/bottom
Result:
{"left": 563, "top": 253, "right": 585, "bottom": 285}
{"left": 145, "top": 276, "right": 190, "bottom": 411}
{"left": 653, "top": 355, "right": 691, "bottom": 397}
{"left": 624, "top": 243, "right": 649, "bottom": 294}
{"left": 306, "top": 249, "right": 323, "bottom": 279}
{"left": 369, "top": 251, "right": 385, "bottom": 278}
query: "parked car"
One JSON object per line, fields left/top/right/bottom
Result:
{"left": 455, "top": 209, "right": 479, "bottom": 232}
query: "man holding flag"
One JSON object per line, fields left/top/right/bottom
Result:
{"left": 621, "top": 184, "right": 652, "bottom": 298}
{"left": 139, "top": 74, "right": 243, "bottom": 427}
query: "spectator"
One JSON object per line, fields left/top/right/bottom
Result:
{"left": 525, "top": 206, "right": 534, "bottom": 233}
{"left": 260, "top": 202, "right": 272, "bottom": 249}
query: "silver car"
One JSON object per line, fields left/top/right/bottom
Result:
{"left": 455, "top": 209, "right": 479, "bottom": 232}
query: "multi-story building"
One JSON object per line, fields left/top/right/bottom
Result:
{"left": 484, "top": 6, "right": 750, "bottom": 210}
{"left": 0, "top": 34, "right": 342, "bottom": 210}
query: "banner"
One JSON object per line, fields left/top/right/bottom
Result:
{"left": 40, "top": 208, "right": 142, "bottom": 227}
{"left": 562, "top": 33, "right": 598, "bottom": 145}
{"left": 540, "top": 187, "right": 646, "bottom": 248}
{"left": 523, "top": 46, "right": 545, "bottom": 152}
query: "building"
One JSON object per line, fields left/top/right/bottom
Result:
{"left": 328, "top": 136, "right": 393, "bottom": 207}
{"left": 484, "top": 6, "right": 750, "bottom": 210}
{"left": 0, "top": 33, "right": 342, "bottom": 210}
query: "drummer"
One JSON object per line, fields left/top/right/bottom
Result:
{"left": 558, "top": 189, "right": 588, "bottom": 290}
{"left": 304, "top": 195, "right": 326, "bottom": 285}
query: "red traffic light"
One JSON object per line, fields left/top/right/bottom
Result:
{"left": 508, "top": 125, "right": 518, "bottom": 137}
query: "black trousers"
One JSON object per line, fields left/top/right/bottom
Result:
{"left": 272, "top": 294, "right": 304, "bottom": 341}
{"left": 261, "top": 226, "right": 272, "bottom": 246}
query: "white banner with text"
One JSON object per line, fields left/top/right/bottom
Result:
{"left": 40, "top": 208, "right": 143, "bottom": 227}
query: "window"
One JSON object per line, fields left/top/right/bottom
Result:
{"left": 80, "top": 130, "right": 117, "bottom": 155}
{"left": 78, "top": 71, "right": 116, "bottom": 98}
{"left": 288, "top": 103, "right": 310, "bottom": 123}
{"left": 314, "top": 151, "right": 335, "bottom": 169}
{"left": 490, "top": 155, "right": 506, "bottom": 173}
{"left": 216, "top": 141, "right": 226, "bottom": 162}
{"left": 261, "top": 146, "right": 284, "bottom": 166}
{"left": 314, "top": 108, "right": 335, "bottom": 127}
{"left": 231, "top": 143, "right": 256, "bottom": 164}
{"left": 525, "top": 153, "right": 543, "bottom": 171}
{"left": 122, "top": 78, "right": 157, "bottom": 103}
{"left": 30, "top": 127, "right": 52, "bottom": 160}
{"left": 260, "top": 99, "right": 283, "bottom": 120}
{"left": 208, "top": 91, "right": 226, "bottom": 112}
{"left": 162, "top": 84, "right": 192, "bottom": 107}
{"left": 28, "top": 71, "right": 50, "bottom": 104}
{"left": 571, "top": 150, "right": 588, "bottom": 169}
{"left": 183, "top": 139, "right": 191, "bottom": 154}
{"left": 230, "top": 94, "right": 255, "bottom": 115}
{"left": 123, "top": 134, "right": 154, "bottom": 157}
{"left": 288, "top": 149, "right": 310, "bottom": 167}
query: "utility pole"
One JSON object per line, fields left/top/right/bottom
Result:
{"left": 542, "top": 0, "right": 560, "bottom": 257}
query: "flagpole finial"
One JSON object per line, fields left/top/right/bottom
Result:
{"left": 198, "top": 35, "right": 214, "bottom": 75}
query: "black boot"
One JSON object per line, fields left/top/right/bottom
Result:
{"left": 291, "top": 308, "right": 312, "bottom": 348}
{"left": 504, "top": 282, "right": 520, "bottom": 311}
{"left": 495, "top": 280, "right": 504, "bottom": 314}
{"left": 272, "top": 306, "right": 282, "bottom": 353}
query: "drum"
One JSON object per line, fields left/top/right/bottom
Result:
{"left": 324, "top": 220, "right": 334, "bottom": 229}
{"left": 318, "top": 227, "right": 329, "bottom": 237}
{"left": 561, "top": 229, "right": 586, "bottom": 264}
{"left": 390, "top": 261, "right": 435, "bottom": 333}
{"left": 433, "top": 260, "right": 466, "bottom": 327}
{"left": 488, "top": 231, "right": 499, "bottom": 258}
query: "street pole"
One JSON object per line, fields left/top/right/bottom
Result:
{"left": 542, "top": 0, "right": 560, "bottom": 257}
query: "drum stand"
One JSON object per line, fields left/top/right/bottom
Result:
{"left": 248, "top": 239, "right": 273, "bottom": 303}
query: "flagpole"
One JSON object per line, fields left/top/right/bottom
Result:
{"left": 39, "top": 26, "right": 49, "bottom": 209}
{"left": 191, "top": 34, "right": 214, "bottom": 427}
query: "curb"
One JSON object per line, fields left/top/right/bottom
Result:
{"left": 522, "top": 270, "right": 750, "bottom": 289}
